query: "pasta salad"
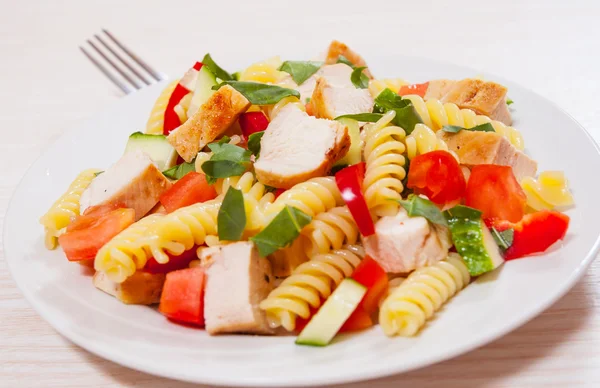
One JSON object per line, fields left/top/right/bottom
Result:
{"left": 40, "top": 40, "right": 574, "bottom": 346}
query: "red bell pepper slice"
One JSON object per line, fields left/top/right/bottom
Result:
{"left": 145, "top": 248, "right": 198, "bottom": 274}
{"left": 163, "top": 62, "right": 203, "bottom": 135}
{"left": 335, "top": 162, "right": 375, "bottom": 237}
{"left": 159, "top": 267, "right": 205, "bottom": 326}
{"left": 159, "top": 172, "right": 217, "bottom": 213}
{"left": 398, "top": 82, "right": 429, "bottom": 97}
{"left": 466, "top": 165, "right": 527, "bottom": 223}
{"left": 239, "top": 111, "right": 269, "bottom": 140}
{"left": 339, "top": 307, "right": 374, "bottom": 332}
{"left": 486, "top": 210, "right": 570, "bottom": 260}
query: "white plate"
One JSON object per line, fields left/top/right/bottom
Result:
{"left": 5, "top": 55, "right": 600, "bottom": 387}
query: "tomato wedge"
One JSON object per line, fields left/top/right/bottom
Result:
{"left": 239, "top": 111, "right": 269, "bottom": 140}
{"left": 335, "top": 162, "right": 375, "bottom": 236}
{"left": 398, "top": 82, "right": 429, "bottom": 97}
{"left": 159, "top": 172, "right": 217, "bottom": 213}
{"left": 159, "top": 267, "right": 205, "bottom": 326}
{"left": 339, "top": 306, "right": 373, "bottom": 332}
{"left": 145, "top": 248, "right": 198, "bottom": 274}
{"left": 487, "top": 210, "right": 569, "bottom": 260}
{"left": 407, "top": 150, "right": 466, "bottom": 206}
{"left": 59, "top": 207, "right": 135, "bottom": 261}
{"left": 351, "top": 256, "right": 389, "bottom": 314}
{"left": 466, "top": 165, "right": 526, "bottom": 223}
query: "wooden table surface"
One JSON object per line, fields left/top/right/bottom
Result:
{"left": 1, "top": 0, "right": 599, "bottom": 386}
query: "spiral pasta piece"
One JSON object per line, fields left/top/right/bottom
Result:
{"left": 145, "top": 79, "right": 179, "bottom": 135}
{"left": 239, "top": 56, "right": 296, "bottom": 88}
{"left": 40, "top": 169, "right": 101, "bottom": 249}
{"left": 403, "top": 94, "right": 524, "bottom": 150}
{"left": 379, "top": 253, "right": 470, "bottom": 337}
{"left": 264, "top": 177, "right": 343, "bottom": 222}
{"left": 259, "top": 245, "right": 365, "bottom": 331}
{"left": 520, "top": 171, "right": 574, "bottom": 211}
{"left": 405, "top": 123, "right": 458, "bottom": 161}
{"left": 300, "top": 206, "right": 359, "bottom": 256}
{"left": 362, "top": 110, "right": 407, "bottom": 217}
{"left": 368, "top": 78, "right": 409, "bottom": 98}
{"left": 173, "top": 92, "right": 193, "bottom": 123}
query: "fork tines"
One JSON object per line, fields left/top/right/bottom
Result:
{"left": 80, "top": 29, "right": 166, "bottom": 94}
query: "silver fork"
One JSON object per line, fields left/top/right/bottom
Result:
{"left": 80, "top": 29, "right": 167, "bottom": 94}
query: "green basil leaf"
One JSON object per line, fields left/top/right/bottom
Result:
{"left": 336, "top": 55, "right": 354, "bottom": 68}
{"left": 212, "top": 81, "right": 300, "bottom": 105}
{"left": 335, "top": 113, "right": 383, "bottom": 122}
{"left": 491, "top": 227, "right": 514, "bottom": 250}
{"left": 232, "top": 71, "right": 241, "bottom": 81}
{"left": 350, "top": 67, "right": 369, "bottom": 89}
{"left": 443, "top": 205, "right": 483, "bottom": 221}
{"left": 202, "top": 53, "right": 233, "bottom": 81}
{"left": 217, "top": 187, "right": 246, "bottom": 241}
{"left": 202, "top": 142, "right": 251, "bottom": 182}
{"left": 163, "top": 160, "right": 196, "bottom": 180}
{"left": 247, "top": 131, "right": 264, "bottom": 158}
{"left": 250, "top": 206, "right": 312, "bottom": 257}
{"left": 94, "top": 171, "right": 104, "bottom": 177}
{"left": 279, "top": 61, "right": 322, "bottom": 85}
{"left": 373, "top": 88, "right": 423, "bottom": 134}
{"left": 442, "top": 123, "right": 495, "bottom": 134}
{"left": 506, "top": 98, "right": 514, "bottom": 106}
{"left": 207, "top": 143, "right": 251, "bottom": 162}
{"left": 217, "top": 135, "right": 231, "bottom": 145}
{"left": 397, "top": 195, "right": 447, "bottom": 226}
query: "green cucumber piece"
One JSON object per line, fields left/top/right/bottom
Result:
{"left": 334, "top": 118, "right": 361, "bottom": 167}
{"left": 296, "top": 278, "right": 366, "bottom": 347}
{"left": 188, "top": 66, "right": 218, "bottom": 117}
{"left": 444, "top": 205, "right": 504, "bottom": 276}
{"left": 124, "top": 132, "right": 178, "bottom": 171}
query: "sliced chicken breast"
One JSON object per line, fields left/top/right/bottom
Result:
{"left": 168, "top": 85, "right": 251, "bottom": 162}
{"left": 441, "top": 79, "right": 512, "bottom": 125}
{"left": 438, "top": 130, "right": 537, "bottom": 179}
{"left": 93, "top": 270, "right": 165, "bottom": 305}
{"left": 324, "top": 40, "right": 373, "bottom": 79}
{"left": 296, "top": 63, "right": 355, "bottom": 104}
{"left": 310, "top": 75, "right": 375, "bottom": 120}
{"left": 363, "top": 208, "right": 452, "bottom": 273}
{"left": 204, "top": 241, "right": 274, "bottom": 335}
{"left": 423, "top": 79, "right": 456, "bottom": 100}
{"left": 254, "top": 104, "right": 350, "bottom": 188}
{"left": 79, "top": 150, "right": 172, "bottom": 220}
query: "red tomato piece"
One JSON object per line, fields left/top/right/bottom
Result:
{"left": 239, "top": 111, "right": 269, "bottom": 139}
{"left": 59, "top": 208, "right": 135, "bottom": 262}
{"left": 398, "top": 82, "right": 429, "bottom": 97}
{"left": 273, "top": 188, "right": 286, "bottom": 199}
{"left": 145, "top": 248, "right": 198, "bottom": 274}
{"left": 339, "top": 306, "right": 373, "bottom": 333}
{"left": 67, "top": 203, "right": 126, "bottom": 232}
{"left": 335, "top": 162, "right": 375, "bottom": 237}
{"left": 487, "top": 211, "right": 570, "bottom": 260}
{"left": 159, "top": 267, "right": 205, "bottom": 326}
{"left": 466, "top": 165, "right": 527, "bottom": 223}
{"left": 351, "top": 256, "right": 389, "bottom": 314}
{"left": 159, "top": 172, "right": 217, "bottom": 213}
{"left": 407, "top": 150, "right": 466, "bottom": 206}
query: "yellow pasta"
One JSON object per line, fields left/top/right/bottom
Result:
{"left": 405, "top": 123, "right": 459, "bottom": 161}
{"left": 363, "top": 110, "right": 407, "bottom": 217}
{"left": 40, "top": 169, "right": 101, "bottom": 249}
{"left": 402, "top": 94, "right": 524, "bottom": 150}
{"left": 239, "top": 56, "right": 296, "bottom": 88}
{"left": 300, "top": 206, "right": 359, "bottom": 256}
{"left": 145, "top": 79, "right": 179, "bottom": 135}
{"left": 379, "top": 253, "right": 470, "bottom": 337}
{"left": 260, "top": 245, "right": 365, "bottom": 331}
{"left": 173, "top": 91, "right": 193, "bottom": 123}
{"left": 368, "top": 78, "right": 409, "bottom": 98}
{"left": 520, "top": 171, "right": 574, "bottom": 211}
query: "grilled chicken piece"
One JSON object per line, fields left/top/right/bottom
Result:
{"left": 423, "top": 79, "right": 456, "bottom": 100}
{"left": 441, "top": 79, "right": 512, "bottom": 125}
{"left": 93, "top": 270, "right": 165, "bottom": 305}
{"left": 204, "top": 242, "right": 274, "bottom": 335}
{"left": 296, "top": 63, "right": 355, "bottom": 103}
{"left": 438, "top": 130, "right": 537, "bottom": 179}
{"left": 363, "top": 208, "right": 452, "bottom": 273}
{"left": 79, "top": 150, "right": 171, "bottom": 220}
{"left": 310, "top": 72, "right": 374, "bottom": 120}
{"left": 324, "top": 40, "right": 373, "bottom": 79}
{"left": 168, "top": 85, "right": 251, "bottom": 162}
{"left": 254, "top": 104, "right": 350, "bottom": 188}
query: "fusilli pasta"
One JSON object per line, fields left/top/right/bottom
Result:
{"left": 145, "top": 79, "right": 179, "bottom": 135}
{"left": 520, "top": 171, "right": 574, "bottom": 211}
{"left": 259, "top": 244, "right": 365, "bottom": 331}
{"left": 300, "top": 206, "right": 359, "bottom": 256}
{"left": 239, "top": 56, "right": 296, "bottom": 88}
{"left": 405, "top": 123, "right": 458, "bottom": 161}
{"left": 173, "top": 91, "right": 193, "bottom": 123}
{"left": 368, "top": 78, "right": 408, "bottom": 98}
{"left": 402, "top": 94, "right": 524, "bottom": 150}
{"left": 40, "top": 169, "right": 101, "bottom": 249}
{"left": 362, "top": 110, "right": 407, "bottom": 217}
{"left": 379, "top": 253, "right": 470, "bottom": 337}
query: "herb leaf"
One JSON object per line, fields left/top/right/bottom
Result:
{"left": 247, "top": 131, "right": 264, "bottom": 158}
{"left": 94, "top": 171, "right": 104, "bottom": 177}
{"left": 373, "top": 88, "right": 423, "bottom": 134}
{"left": 201, "top": 142, "right": 251, "bottom": 183}
{"left": 212, "top": 81, "right": 300, "bottom": 105}
{"left": 202, "top": 53, "right": 233, "bottom": 81}
{"left": 351, "top": 67, "right": 369, "bottom": 89}
{"left": 443, "top": 205, "right": 483, "bottom": 220}
{"left": 217, "top": 187, "right": 246, "bottom": 241}
{"left": 442, "top": 123, "right": 495, "bottom": 134}
{"left": 279, "top": 61, "right": 322, "bottom": 85}
{"left": 397, "top": 195, "right": 447, "bottom": 226}
{"left": 163, "top": 160, "right": 196, "bottom": 180}
{"left": 336, "top": 55, "right": 354, "bottom": 68}
{"left": 506, "top": 98, "right": 514, "bottom": 106}
{"left": 335, "top": 113, "right": 384, "bottom": 122}
{"left": 250, "top": 206, "right": 312, "bottom": 257}
{"left": 491, "top": 227, "right": 514, "bottom": 250}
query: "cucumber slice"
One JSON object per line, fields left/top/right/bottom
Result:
{"left": 444, "top": 205, "right": 504, "bottom": 276}
{"left": 124, "top": 132, "right": 178, "bottom": 171}
{"left": 188, "top": 66, "right": 218, "bottom": 117}
{"left": 296, "top": 278, "right": 366, "bottom": 347}
{"left": 334, "top": 118, "right": 361, "bottom": 167}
